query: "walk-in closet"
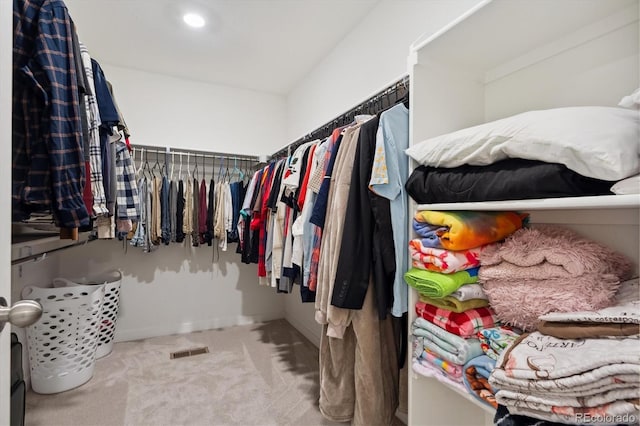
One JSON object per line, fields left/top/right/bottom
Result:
{"left": 2, "top": 1, "right": 638, "bottom": 426}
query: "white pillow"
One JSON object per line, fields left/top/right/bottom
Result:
{"left": 406, "top": 106, "right": 639, "bottom": 181}
{"left": 610, "top": 175, "right": 640, "bottom": 195}
{"left": 619, "top": 88, "right": 640, "bottom": 108}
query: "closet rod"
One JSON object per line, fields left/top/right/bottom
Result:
{"left": 11, "top": 236, "right": 95, "bottom": 266}
{"left": 132, "top": 144, "right": 259, "bottom": 162}
{"left": 270, "top": 74, "right": 409, "bottom": 159}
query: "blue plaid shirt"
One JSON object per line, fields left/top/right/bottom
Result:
{"left": 13, "top": 0, "right": 89, "bottom": 228}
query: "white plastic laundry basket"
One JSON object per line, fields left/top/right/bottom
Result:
{"left": 53, "top": 270, "right": 122, "bottom": 359}
{"left": 21, "top": 284, "right": 105, "bottom": 394}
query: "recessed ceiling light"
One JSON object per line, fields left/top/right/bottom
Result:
{"left": 183, "top": 13, "right": 205, "bottom": 28}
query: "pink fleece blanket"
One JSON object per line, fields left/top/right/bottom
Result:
{"left": 480, "top": 225, "right": 633, "bottom": 281}
{"left": 483, "top": 274, "right": 621, "bottom": 331}
{"left": 479, "top": 225, "right": 633, "bottom": 331}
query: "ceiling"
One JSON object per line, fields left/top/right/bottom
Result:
{"left": 65, "top": 0, "right": 380, "bottom": 95}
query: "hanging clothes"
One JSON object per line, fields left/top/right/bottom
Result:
{"left": 332, "top": 115, "right": 396, "bottom": 320}
{"left": 192, "top": 177, "right": 200, "bottom": 247}
{"left": 198, "top": 179, "right": 208, "bottom": 245}
{"left": 315, "top": 122, "right": 364, "bottom": 338}
{"left": 12, "top": 0, "right": 89, "bottom": 228}
{"left": 369, "top": 103, "right": 410, "bottom": 317}
{"left": 161, "top": 175, "right": 171, "bottom": 245}
{"left": 183, "top": 177, "right": 193, "bottom": 243}
{"left": 151, "top": 176, "right": 161, "bottom": 245}
{"left": 79, "top": 42, "right": 108, "bottom": 216}
{"left": 175, "top": 180, "right": 186, "bottom": 243}
{"left": 170, "top": 180, "right": 178, "bottom": 242}
{"left": 206, "top": 178, "right": 215, "bottom": 246}
{"left": 115, "top": 138, "right": 140, "bottom": 238}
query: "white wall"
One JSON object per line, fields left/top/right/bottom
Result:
{"left": 284, "top": 0, "right": 482, "bottom": 346}
{"left": 102, "top": 64, "right": 287, "bottom": 156}
{"left": 59, "top": 65, "right": 289, "bottom": 342}
{"left": 285, "top": 0, "right": 481, "bottom": 142}
{"left": 58, "top": 241, "right": 285, "bottom": 342}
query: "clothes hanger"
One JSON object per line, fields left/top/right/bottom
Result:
{"left": 178, "top": 152, "right": 183, "bottom": 181}
{"left": 232, "top": 158, "right": 244, "bottom": 182}
{"left": 224, "top": 157, "right": 231, "bottom": 181}
{"left": 192, "top": 153, "right": 199, "bottom": 181}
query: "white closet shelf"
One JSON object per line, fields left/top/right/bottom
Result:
{"left": 416, "top": 194, "right": 640, "bottom": 212}
{"left": 411, "top": 0, "right": 637, "bottom": 83}
{"left": 413, "top": 373, "right": 495, "bottom": 415}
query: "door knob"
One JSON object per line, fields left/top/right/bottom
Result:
{"left": 0, "top": 298, "right": 42, "bottom": 331}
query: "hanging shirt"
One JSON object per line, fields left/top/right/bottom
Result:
{"left": 175, "top": 180, "right": 186, "bottom": 243}
{"left": 206, "top": 179, "right": 215, "bottom": 246}
{"left": 130, "top": 177, "right": 146, "bottom": 248}
{"left": 79, "top": 42, "right": 108, "bottom": 216}
{"left": 315, "top": 124, "right": 363, "bottom": 337}
{"left": 161, "top": 176, "right": 171, "bottom": 245}
{"left": 13, "top": 0, "right": 89, "bottom": 227}
{"left": 151, "top": 176, "right": 161, "bottom": 245}
{"left": 198, "top": 179, "right": 208, "bottom": 245}
{"left": 170, "top": 180, "right": 178, "bottom": 242}
{"left": 369, "top": 103, "right": 410, "bottom": 317}
{"left": 308, "top": 129, "right": 343, "bottom": 291}
{"left": 183, "top": 178, "right": 193, "bottom": 239}
{"left": 192, "top": 177, "right": 200, "bottom": 247}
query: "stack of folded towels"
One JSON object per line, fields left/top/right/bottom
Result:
{"left": 406, "top": 210, "right": 528, "bottom": 402}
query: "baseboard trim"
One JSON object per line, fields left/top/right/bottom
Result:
{"left": 114, "top": 312, "right": 285, "bottom": 342}
{"left": 284, "top": 317, "right": 321, "bottom": 348}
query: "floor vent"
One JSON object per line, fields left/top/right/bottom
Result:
{"left": 170, "top": 346, "right": 209, "bottom": 359}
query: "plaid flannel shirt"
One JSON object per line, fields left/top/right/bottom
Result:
{"left": 13, "top": 0, "right": 89, "bottom": 227}
{"left": 115, "top": 138, "right": 139, "bottom": 221}
{"left": 79, "top": 42, "right": 108, "bottom": 215}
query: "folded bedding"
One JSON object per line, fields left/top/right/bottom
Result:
{"left": 412, "top": 359, "right": 466, "bottom": 391}
{"left": 492, "top": 332, "right": 640, "bottom": 381}
{"left": 413, "top": 210, "right": 527, "bottom": 251}
{"left": 418, "top": 294, "right": 489, "bottom": 313}
{"left": 482, "top": 275, "right": 621, "bottom": 331}
{"left": 415, "top": 302, "right": 499, "bottom": 338}
{"left": 404, "top": 267, "right": 479, "bottom": 298}
{"left": 497, "top": 388, "right": 640, "bottom": 409}
{"left": 539, "top": 278, "right": 639, "bottom": 325}
{"left": 413, "top": 317, "right": 484, "bottom": 365}
{"left": 477, "top": 326, "right": 520, "bottom": 361}
{"left": 405, "top": 159, "right": 614, "bottom": 204}
{"left": 494, "top": 404, "right": 576, "bottom": 426}
{"left": 415, "top": 349, "right": 463, "bottom": 379}
{"left": 450, "top": 283, "right": 488, "bottom": 301}
{"left": 537, "top": 321, "right": 640, "bottom": 339}
{"left": 479, "top": 225, "right": 633, "bottom": 281}
{"left": 462, "top": 355, "right": 498, "bottom": 409}
{"left": 409, "top": 239, "right": 484, "bottom": 273}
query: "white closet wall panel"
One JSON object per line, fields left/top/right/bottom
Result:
{"left": 101, "top": 64, "right": 287, "bottom": 156}
{"left": 58, "top": 242, "right": 285, "bottom": 342}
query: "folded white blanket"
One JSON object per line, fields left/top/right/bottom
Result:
{"left": 494, "top": 332, "right": 640, "bottom": 380}
{"left": 450, "top": 283, "right": 488, "bottom": 301}
{"left": 539, "top": 278, "right": 639, "bottom": 324}
{"left": 412, "top": 317, "right": 484, "bottom": 365}
{"left": 497, "top": 387, "right": 640, "bottom": 408}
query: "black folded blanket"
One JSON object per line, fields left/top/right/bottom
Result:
{"left": 405, "top": 159, "right": 614, "bottom": 204}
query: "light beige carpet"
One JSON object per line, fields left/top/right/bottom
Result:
{"left": 25, "top": 320, "right": 351, "bottom": 426}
